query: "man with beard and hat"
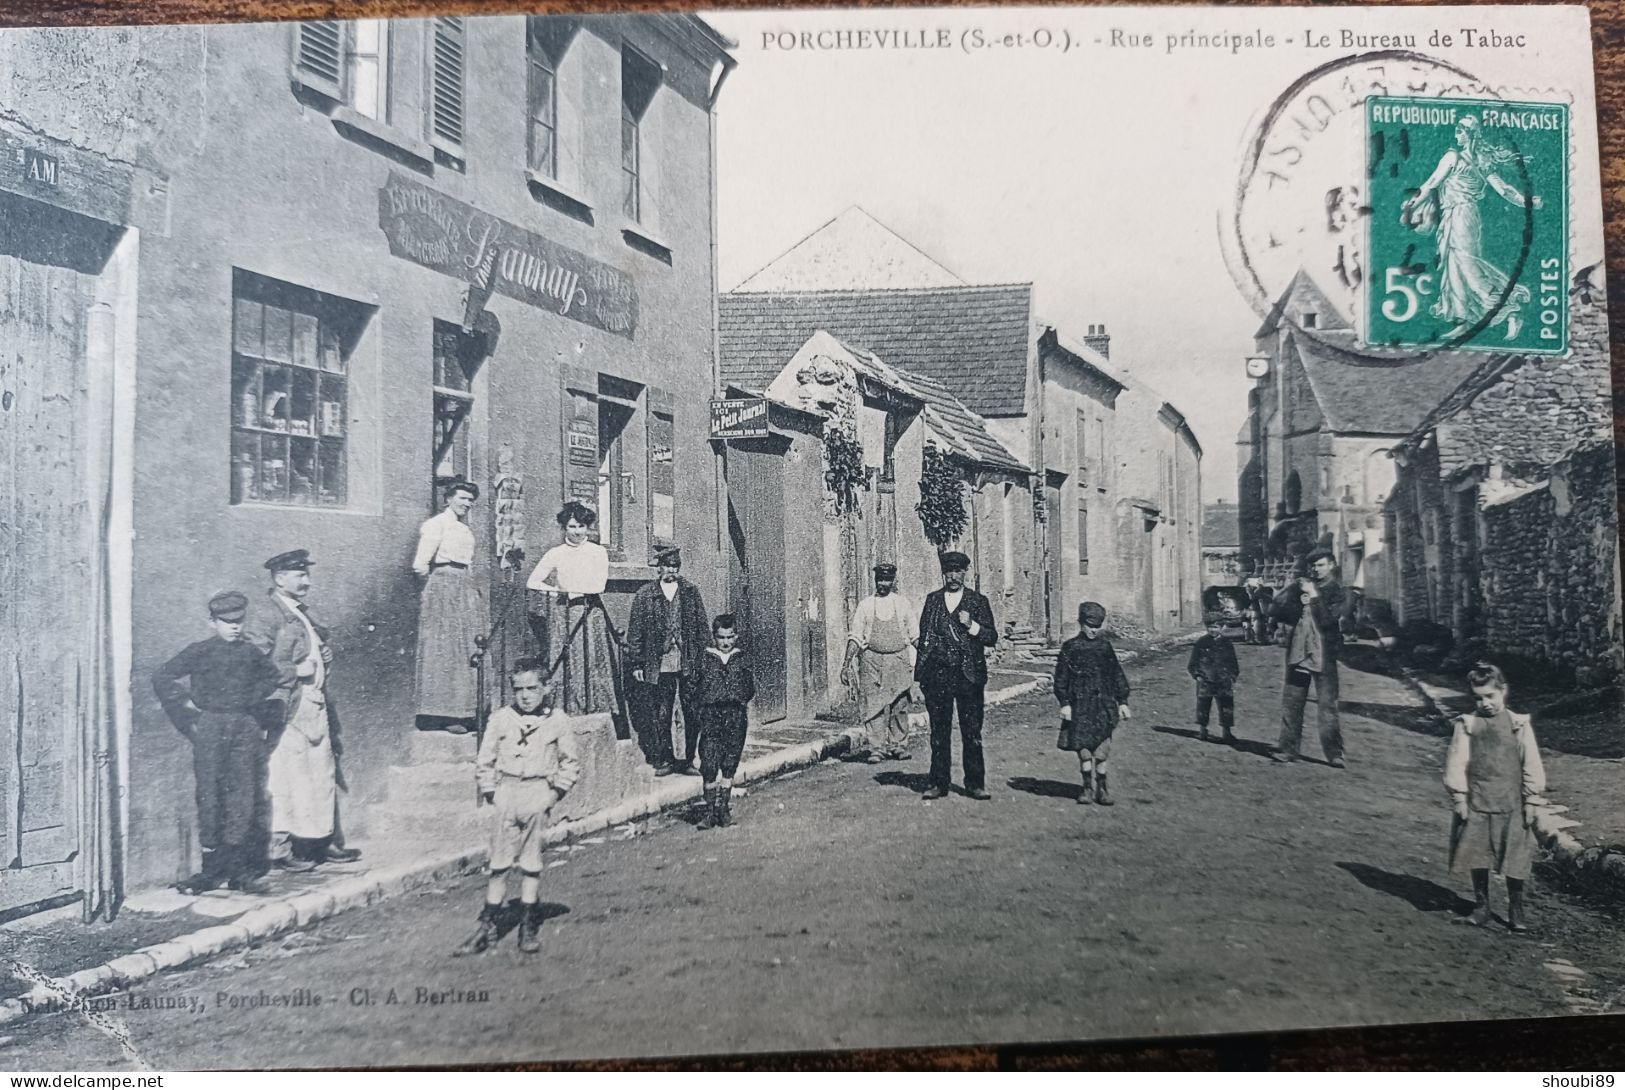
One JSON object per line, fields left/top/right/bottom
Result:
{"left": 840, "top": 562, "right": 920, "bottom": 763}
{"left": 625, "top": 545, "right": 711, "bottom": 775}
{"left": 914, "top": 551, "right": 999, "bottom": 800}
{"left": 243, "top": 550, "right": 362, "bottom": 872}
{"left": 1269, "top": 546, "right": 1355, "bottom": 767}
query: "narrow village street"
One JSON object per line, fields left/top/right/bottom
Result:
{"left": 9, "top": 643, "right": 1623, "bottom": 1069}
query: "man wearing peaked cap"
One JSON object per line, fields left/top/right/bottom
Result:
{"left": 153, "top": 590, "right": 283, "bottom": 895}
{"left": 1268, "top": 545, "right": 1354, "bottom": 768}
{"left": 841, "top": 561, "right": 920, "bottom": 763}
{"left": 915, "top": 549, "right": 999, "bottom": 801}
{"left": 625, "top": 542, "right": 710, "bottom": 775}
{"left": 244, "top": 549, "right": 362, "bottom": 872}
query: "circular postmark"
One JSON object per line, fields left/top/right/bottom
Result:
{"left": 1221, "top": 50, "right": 1550, "bottom": 364}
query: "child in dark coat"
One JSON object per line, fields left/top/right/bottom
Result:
{"left": 1188, "top": 615, "right": 1241, "bottom": 743}
{"left": 1053, "top": 601, "right": 1132, "bottom": 806}
{"left": 152, "top": 591, "right": 282, "bottom": 895}
{"left": 696, "top": 614, "right": 755, "bottom": 829}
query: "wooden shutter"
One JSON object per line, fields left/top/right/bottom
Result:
{"left": 647, "top": 387, "right": 675, "bottom": 547}
{"left": 294, "top": 21, "right": 346, "bottom": 100}
{"left": 429, "top": 17, "right": 467, "bottom": 154}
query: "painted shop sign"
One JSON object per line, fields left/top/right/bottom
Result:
{"left": 709, "top": 398, "right": 770, "bottom": 439}
{"left": 378, "top": 172, "right": 637, "bottom": 339}
{"left": 21, "top": 148, "right": 58, "bottom": 187}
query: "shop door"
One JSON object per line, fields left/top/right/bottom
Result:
{"left": 1044, "top": 476, "right": 1063, "bottom": 643}
{"left": 726, "top": 445, "right": 787, "bottom": 723}
{"left": 0, "top": 200, "right": 111, "bottom": 916}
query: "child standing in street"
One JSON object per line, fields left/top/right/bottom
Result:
{"left": 1444, "top": 661, "right": 1546, "bottom": 933}
{"left": 1188, "top": 615, "right": 1241, "bottom": 743}
{"left": 152, "top": 591, "right": 282, "bottom": 896}
{"left": 696, "top": 614, "right": 755, "bottom": 830}
{"left": 455, "top": 659, "right": 582, "bottom": 956}
{"left": 1053, "top": 601, "right": 1132, "bottom": 806}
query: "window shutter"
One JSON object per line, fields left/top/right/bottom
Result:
{"left": 294, "top": 21, "right": 345, "bottom": 100}
{"left": 429, "top": 17, "right": 467, "bottom": 153}
{"left": 647, "top": 388, "right": 676, "bottom": 546}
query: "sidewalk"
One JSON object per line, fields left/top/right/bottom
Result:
{"left": 1, "top": 673, "right": 1050, "bottom": 1028}
{"left": 1396, "top": 662, "right": 1625, "bottom": 901}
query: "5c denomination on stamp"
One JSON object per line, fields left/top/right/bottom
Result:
{"left": 1366, "top": 95, "right": 1568, "bottom": 353}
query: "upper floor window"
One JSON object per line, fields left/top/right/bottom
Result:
{"left": 349, "top": 20, "right": 390, "bottom": 121}
{"left": 292, "top": 20, "right": 391, "bottom": 122}
{"left": 527, "top": 18, "right": 576, "bottom": 178}
{"left": 1074, "top": 408, "right": 1089, "bottom": 487}
{"left": 427, "top": 18, "right": 468, "bottom": 158}
{"left": 621, "top": 46, "right": 662, "bottom": 223}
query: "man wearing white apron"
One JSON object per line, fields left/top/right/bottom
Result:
{"left": 840, "top": 563, "right": 919, "bottom": 762}
{"left": 245, "top": 549, "right": 360, "bottom": 873}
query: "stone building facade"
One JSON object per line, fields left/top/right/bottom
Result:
{"left": 1386, "top": 278, "right": 1619, "bottom": 683}
{"left": 0, "top": 14, "right": 734, "bottom": 914}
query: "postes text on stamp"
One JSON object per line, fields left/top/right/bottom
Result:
{"left": 1365, "top": 95, "right": 1568, "bottom": 354}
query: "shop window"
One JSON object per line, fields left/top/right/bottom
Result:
{"left": 527, "top": 18, "right": 576, "bottom": 178}
{"left": 432, "top": 321, "right": 486, "bottom": 509}
{"left": 620, "top": 46, "right": 662, "bottom": 222}
{"left": 1077, "top": 501, "right": 1090, "bottom": 575}
{"left": 231, "top": 273, "right": 364, "bottom": 508}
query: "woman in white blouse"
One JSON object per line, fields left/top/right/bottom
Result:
{"left": 526, "top": 502, "right": 618, "bottom": 716}
{"left": 412, "top": 478, "right": 486, "bottom": 731}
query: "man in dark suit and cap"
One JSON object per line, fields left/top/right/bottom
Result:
{"left": 914, "top": 551, "right": 999, "bottom": 800}
{"left": 1269, "top": 545, "right": 1354, "bottom": 767}
{"left": 243, "top": 549, "right": 362, "bottom": 872}
{"left": 625, "top": 545, "right": 711, "bottom": 775}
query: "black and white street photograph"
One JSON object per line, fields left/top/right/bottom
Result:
{"left": 0, "top": 2, "right": 1619, "bottom": 1069}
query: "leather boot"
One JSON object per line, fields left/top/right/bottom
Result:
{"left": 697, "top": 786, "right": 718, "bottom": 830}
{"left": 1077, "top": 767, "right": 1094, "bottom": 805}
{"left": 453, "top": 904, "right": 500, "bottom": 957}
{"left": 224, "top": 846, "right": 272, "bottom": 895}
{"left": 517, "top": 903, "right": 543, "bottom": 954}
{"left": 1464, "top": 869, "right": 1492, "bottom": 927}
{"left": 717, "top": 786, "right": 734, "bottom": 827}
{"left": 1095, "top": 771, "right": 1115, "bottom": 806}
{"left": 1506, "top": 879, "right": 1528, "bottom": 933}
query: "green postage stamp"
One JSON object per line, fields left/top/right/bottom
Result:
{"left": 1366, "top": 95, "right": 1568, "bottom": 354}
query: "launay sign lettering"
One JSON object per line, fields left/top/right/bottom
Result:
{"left": 378, "top": 172, "right": 637, "bottom": 339}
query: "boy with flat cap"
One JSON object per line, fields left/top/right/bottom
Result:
{"left": 153, "top": 591, "right": 282, "bottom": 894}
{"left": 915, "top": 551, "right": 998, "bottom": 800}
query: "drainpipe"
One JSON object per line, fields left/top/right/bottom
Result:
{"left": 707, "top": 52, "right": 736, "bottom": 562}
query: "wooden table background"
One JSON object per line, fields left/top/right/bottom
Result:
{"left": 1, "top": 0, "right": 1621, "bottom": 1071}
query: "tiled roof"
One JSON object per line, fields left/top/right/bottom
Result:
{"left": 1293, "top": 335, "right": 1488, "bottom": 435}
{"left": 1420, "top": 288, "right": 1613, "bottom": 478}
{"left": 719, "top": 285, "right": 1034, "bottom": 417}
{"left": 886, "top": 363, "right": 1029, "bottom": 474}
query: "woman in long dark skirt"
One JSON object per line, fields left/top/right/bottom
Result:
{"left": 1053, "top": 601, "right": 1132, "bottom": 805}
{"left": 412, "top": 478, "right": 486, "bottom": 731}
{"left": 526, "top": 502, "right": 620, "bottom": 716}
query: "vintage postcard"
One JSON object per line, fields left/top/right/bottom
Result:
{"left": 0, "top": 2, "right": 1618, "bottom": 1070}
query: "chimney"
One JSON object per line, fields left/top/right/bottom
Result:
{"left": 1083, "top": 323, "right": 1111, "bottom": 360}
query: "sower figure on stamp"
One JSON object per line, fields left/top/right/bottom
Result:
{"left": 1054, "top": 601, "right": 1132, "bottom": 806}
{"left": 244, "top": 550, "right": 362, "bottom": 872}
{"left": 412, "top": 477, "right": 485, "bottom": 734}
{"left": 1269, "top": 546, "right": 1353, "bottom": 768}
{"left": 456, "top": 659, "right": 582, "bottom": 956}
{"left": 625, "top": 545, "right": 710, "bottom": 776}
{"left": 840, "top": 562, "right": 919, "bottom": 763}
{"left": 152, "top": 591, "right": 282, "bottom": 895}
{"left": 915, "top": 551, "right": 998, "bottom": 801}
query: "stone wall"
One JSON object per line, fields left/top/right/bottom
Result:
{"left": 1479, "top": 444, "right": 1622, "bottom": 684}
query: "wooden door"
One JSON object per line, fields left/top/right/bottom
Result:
{"left": 1044, "top": 476, "right": 1063, "bottom": 642}
{"left": 726, "top": 444, "right": 788, "bottom": 724}
{"left": 0, "top": 200, "right": 110, "bottom": 915}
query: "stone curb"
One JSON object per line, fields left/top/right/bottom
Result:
{"left": 1396, "top": 666, "right": 1625, "bottom": 902}
{"left": 1, "top": 680, "right": 1048, "bottom": 1029}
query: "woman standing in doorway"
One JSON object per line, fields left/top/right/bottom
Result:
{"left": 413, "top": 478, "right": 486, "bottom": 732}
{"left": 527, "top": 502, "right": 620, "bottom": 717}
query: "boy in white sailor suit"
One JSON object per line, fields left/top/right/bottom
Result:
{"left": 455, "top": 658, "right": 583, "bottom": 956}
